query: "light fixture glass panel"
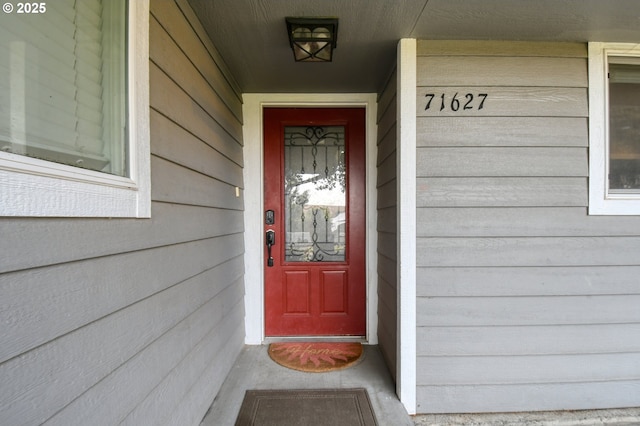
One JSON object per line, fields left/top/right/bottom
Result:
{"left": 293, "top": 43, "right": 312, "bottom": 61}
{"left": 312, "top": 27, "right": 331, "bottom": 39}
{"left": 292, "top": 27, "right": 312, "bottom": 40}
{"left": 313, "top": 43, "right": 332, "bottom": 61}
{"left": 292, "top": 41, "right": 332, "bottom": 62}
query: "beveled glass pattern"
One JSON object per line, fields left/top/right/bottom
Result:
{"left": 284, "top": 126, "right": 346, "bottom": 262}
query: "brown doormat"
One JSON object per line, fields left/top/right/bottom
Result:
{"left": 268, "top": 342, "right": 363, "bottom": 373}
{"left": 235, "top": 388, "right": 378, "bottom": 426}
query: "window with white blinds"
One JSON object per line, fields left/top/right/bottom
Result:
{"left": 608, "top": 59, "right": 640, "bottom": 193}
{"left": 0, "top": 0, "right": 127, "bottom": 176}
{"left": 588, "top": 42, "right": 640, "bottom": 215}
{"left": 0, "top": 0, "right": 150, "bottom": 218}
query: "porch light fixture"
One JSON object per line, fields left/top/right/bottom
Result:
{"left": 285, "top": 17, "right": 338, "bottom": 62}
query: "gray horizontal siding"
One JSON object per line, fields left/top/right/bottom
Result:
{"left": 417, "top": 177, "right": 587, "bottom": 207}
{"left": 418, "top": 266, "right": 640, "bottom": 297}
{"left": 417, "top": 147, "right": 587, "bottom": 177}
{"left": 149, "top": 0, "right": 242, "bottom": 123}
{"left": 417, "top": 237, "right": 640, "bottom": 267}
{"left": 419, "top": 295, "right": 640, "bottom": 326}
{"left": 150, "top": 15, "right": 242, "bottom": 141}
{"left": 420, "top": 352, "right": 640, "bottom": 385}
{"left": 377, "top": 69, "right": 398, "bottom": 378}
{"left": 0, "top": 203, "right": 242, "bottom": 274}
{"left": 418, "top": 207, "right": 640, "bottom": 237}
{"left": 417, "top": 381, "right": 640, "bottom": 414}
{"left": 415, "top": 40, "right": 640, "bottom": 414}
{"left": 151, "top": 155, "right": 243, "bottom": 209}
{"left": 419, "top": 324, "right": 640, "bottom": 356}
{"left": 152, "top": 109, "right": 243, "bottom": 187}
{"left": 0, "top": 238, "right": 243, "bottom": 364}
{"left": 0, "top": 1, "right": 245, "bottom": 425}
{"left": 149, "top": 61, "right": 243, "bottom": 165}
{"left": 121, "top": 303, "right": 245, "bottom": 426}
{"left": 417, "top": 57, "right": 588, "bottom": 87}
{"left": 418, "top": 116, "right": 588, "bottom": 147}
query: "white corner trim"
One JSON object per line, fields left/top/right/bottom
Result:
{"left": 588, "top": 42, "right": 607, "bottom": 214}
{"left": 241, "top": 95, "right": 265, "bottom": 345}
{"left": 397, "top": 38, "right": 417, "bottom": 415}
{"left": 588, "top": 42, "right": 640, "bottom": 215}
{"left": 242, "top": 93, "right": 378, "bottom": 345}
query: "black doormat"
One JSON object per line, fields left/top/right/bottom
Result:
{"left": 234, "top": 388, "right": 378, "bottom": 426}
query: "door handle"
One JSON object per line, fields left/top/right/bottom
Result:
{"left": 266, "top": 229, "right": 275, "bottom": 267}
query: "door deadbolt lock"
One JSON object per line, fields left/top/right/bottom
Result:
{"left": 265, "top": 210, "right": 275, "bottom": 225}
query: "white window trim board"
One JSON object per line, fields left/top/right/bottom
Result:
{"left": 242, "top": 93, "right": 378, "bottom": 346}
{"left": 588, "top": 42, "right": 640, "bottom": 215}
{"left": 0, "top": 0, "right": 150, "bottom": 218}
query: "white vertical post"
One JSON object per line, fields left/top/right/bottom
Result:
{"left": 396, "top": 38, "right": 417, "bottom": 415}
{"left": 242, "top": 95, "right": 265, "bottom": 344}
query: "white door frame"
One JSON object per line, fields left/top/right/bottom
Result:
{"left": 242, "top": 93, "right": 378, "bottom": 344}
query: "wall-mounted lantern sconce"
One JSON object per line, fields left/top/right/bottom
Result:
{"left": 285, "top": 17, "right": 338, "bottom": 62}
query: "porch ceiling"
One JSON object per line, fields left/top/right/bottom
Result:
{"left": 187, "top": 0, "right": 640, "bottom": 94}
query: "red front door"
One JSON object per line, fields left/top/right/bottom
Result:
{"left": 264, "top": 108, "right": 366, "bottom": 336}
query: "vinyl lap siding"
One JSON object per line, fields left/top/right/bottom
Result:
{"left": 415, "top": 41, "right": 640, "bottom": 413}
{"left": 377, "top": 69, "right": 398, "bottom": 378}
{"left": 0, "top": 1, "right": 245, "bottom": 425}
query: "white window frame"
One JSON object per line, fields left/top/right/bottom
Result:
{"left": 0, "top": 0, "right": 150, "bottom": 218}
{"left": 588, "top": 42, "right": 640, "bottom": 215}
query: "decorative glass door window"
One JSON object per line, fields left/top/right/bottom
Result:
{"left": 284, "top": 126, "right": 346, "bottom": 262}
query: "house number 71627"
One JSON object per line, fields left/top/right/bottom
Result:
{"left": 424, "top": 93, "right": 488, "bottom": 112}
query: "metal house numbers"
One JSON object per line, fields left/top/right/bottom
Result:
{"left": 424, "top": 92, "right": 488, "bottom": 112}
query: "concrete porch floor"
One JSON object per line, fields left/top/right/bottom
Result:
{"left": 200, "top": 344, "right": 414, "bottom": 426}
